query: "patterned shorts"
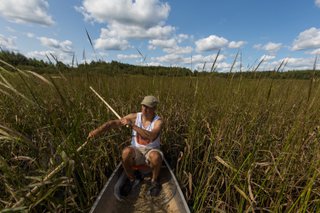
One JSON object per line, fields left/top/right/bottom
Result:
{"left": 130, "top": 146, "right": 163, "bottom": 166}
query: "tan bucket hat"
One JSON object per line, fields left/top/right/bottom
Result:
{"left": 141, "top": 95, "right": 159, "bottom": 108}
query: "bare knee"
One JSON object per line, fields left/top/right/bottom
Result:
{"left": 148, "top": 151, "right": 162, "bottom": 166}
{"left": 122, "top": 147, "right": 134, "bottom": 161}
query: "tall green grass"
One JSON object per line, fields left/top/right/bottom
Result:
{"left": 0, "top": 65, "right": 319, "bottom": 212}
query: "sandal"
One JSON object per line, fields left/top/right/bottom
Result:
{"left": 148, "top": 181, "right": 162, "bottom": 197}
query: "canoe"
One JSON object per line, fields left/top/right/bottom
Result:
{"left": 90, "top": 158, "right": 190, "bottom": 213}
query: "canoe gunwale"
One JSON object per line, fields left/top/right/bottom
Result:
{"left": 89, "top": 159, "right": 190, "bottom": 213}
{"left": 89, "top": 163, "right": 122, "bottom": 213}
{"left": 163, "top": 158, "right": 190, "bottom": 213}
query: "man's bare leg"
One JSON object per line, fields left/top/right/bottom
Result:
{"left": 121, "top": 147, "right": 135, "bottom": 180}
{"left": 148, "top": 151, "right": 162, "bottom": 182}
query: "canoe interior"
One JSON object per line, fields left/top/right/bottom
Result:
{"left": 90, "top": 160, "right": 190, "bottom": 213}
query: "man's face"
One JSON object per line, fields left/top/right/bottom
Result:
{"left": 141, "top": 104, "right": 155, "bottom": 116}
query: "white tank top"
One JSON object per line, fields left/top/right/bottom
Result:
{"left": 131, "top": 112, "right": 161, "bottom": 149}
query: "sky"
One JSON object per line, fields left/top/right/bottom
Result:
{"left": 1, "top": 0, "right": 320, "bottom": 72}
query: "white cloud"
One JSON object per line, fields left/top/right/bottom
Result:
{"left": 152, "top": 54, "right": 185, "bottom": 64}
{"left": 5, "top": 26, "right": 16, "bottom": 33}
{"left": 260, "top": 54, "right": 276, "bottom": 62}
{"left": 316, "top": 0, "right": 320, "bottom": 7}
{"left": 309, "top": 48, "right": 320, "bottom": 55}
{"left": 177, "top": 34, "right": 189, "bottom": 42}
{"left": 98, "top": 23, "right": 174, "bottom": 40}
{"left": 117, "top": 54, "right": 140, "bottom": 60}
{"left": 77, "top": 0, "right": 175, "bottom": 51}
{"left": 152, "top": 52, "right": 226, "bottom": 68}
{"left": 26, "top": 33, "right": 35, "bottom": 38}
{"left": 95, "top": 23, "right": 174, "bottom": 50}
{"left": 228, "top": 41, "right": 246, "bottom": 49}
{"left": 256, "top": 57, "right": 316, "bottom": 71}
{"left": 253, "top": 42, "right": 282, "bottom": 54}
{"left": 0, "top": 0, "right": 54, "bottom": 26}
{"left": 292, "top": 27, "right": 320, "bottom": 50}
{"left": 38, "top": 37, "right": 74, "bottom": 53}
{"left": 149, "top": 38, "right": 177, "bottom": 49}
{"left": 280, "top": 57, "right": 314, "bottom": 70}
{"left": 192, "top": 53, "right": 225, "bottom": 64}
{"left": 195, "top": 35, "right": 229, "bottom": 52}
{"left": 77, "top": 0, "right": 170, "bottom": 28}
{"left": 147, "top": 61, "right": 162, "bottom": 66}
{"left": 148, "top": 36, "right": 193, "bottom": 54}
{"left": 264, "top": 42, "right": 282, "bottom": 53}
{"left": 194, "top": 60, "right": 231, "bottom": 72}
{"left": 0, "top": 34, "right": 17, "bottom": 50}
{"left": 253, "top": 44, "right": 262, "bottom": 50}
{"left": 26, "top": 50, "right": 54, "bottom": 59}
{"left": 163, "top": 46, "right": 193, "bottom": 55}
{"left": 26, "top": 50, "right": 76, "bottom": 65}
{"left": 94, "top": 37, "right": 129, "bottom": 50}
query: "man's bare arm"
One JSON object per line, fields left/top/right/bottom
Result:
{"left": 88, "top": 113, "right": 137, "bottom": 139}
{"left": 88, "top": 120, "right": 121, "bottom": 139}
{"left": 131, "top": 119, "right": 163, "bottom": 141}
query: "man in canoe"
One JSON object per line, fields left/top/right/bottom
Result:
{"left": 88, "top": 95, "right": 163, "bottom": 197}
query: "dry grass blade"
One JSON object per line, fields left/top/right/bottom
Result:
{"left": 252, "top": 56, "right": 265, "bottom": 73}
{"left": 247, "top": 169, "right": 256, "bottom": 204}
{"left": 312, "top": 55, "right": 318, "bottom": 71}
{"left": 210, "top": 49, "right": 221, "bottom": 72}
{"left": 0, "top": 73, "right": 13, "bottom": 88}
{"left": 229, "top": 49, "right": 239, "bottom": 73}
{"left": 0, "top": 87, "right": 14, "bottom": 99}
{"left": 0, "top": 81, "right": 35, "bottom": 104}
{"left": 49, "top": 53, "right": 58, "bottom": 64}
{"left": 26, "top": 70, "right": 53, "bottom": 86}
{"left": 136, "top": 48, "right": 147, "bottom": 63}
{"left": 12, "top": 138, "right": 89, "bottom": 208}
{"left": 12, "top": 156, "right": 35, "bottom": 163}
{"left": 12, "top": 161, "right": 66, "bottom": 208}
{"left": 0, "top": 124, "right": 33, "bottom": 145}
{"left": 275, "top": 59, "right": 287, "bottom": 72}
{"left": 0, "top": 59, "right": 29, "bottom": 77}
{"left": 215, "top": 156, "right": 237, "bottom": 172}
{"left": 202, "top": 61, "right": 206, "bottom": 72}
{"left": 308, "top": 55, "right": 318, "bottom": 102}
{"left": 45, "top": 54, "right": 53, "bottom": 64}
{"left": 85, "top": 28, "right": 96, "bottom": 55}
{"left": 71, "top": 52, "right": 75, "bottom": 68}
{"left": 0, "top": 66, "right": 14, "bottom": 76}
{"left": 188, "top": 172, "right": 193, "bottom": 197}
{"left": 82, "top": 48, "right": 86, "bottom": 64}
{"left": 0, "top": 128, "right": 10, "bottom": 137}
{"left": 234, "top": 185, "right": 252, "bottom": 204}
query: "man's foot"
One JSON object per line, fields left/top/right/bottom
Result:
{"left": 148, "top": 181, "right": 162, "bottom": 197}
{"left": 120, "top": 178, "right": 136, "bottom": 197}
{"left": 134, "top": 170, "right": 144, "bottom": 181}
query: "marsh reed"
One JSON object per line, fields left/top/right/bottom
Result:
{"left": 0, "top": 63, "right": 319, "bottom": 212}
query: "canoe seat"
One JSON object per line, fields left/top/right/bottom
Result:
{"left": 132, "top": 164, "right": 150, "bottom": 171}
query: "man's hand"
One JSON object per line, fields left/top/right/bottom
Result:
{"left": 87, "top": 129, "right": 98, "bottom": 139}
{"left": 120, "top": 118, "right": 132, "bottom": 127}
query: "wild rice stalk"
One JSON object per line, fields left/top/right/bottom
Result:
{"left": 307, "top": 55, "right": 318, "bottom": 102}
{"left": 210, "top": 49, "right": 221, "bottom": 72}
{"left": 26, "top": 70, "right": 53, "bottom": 86}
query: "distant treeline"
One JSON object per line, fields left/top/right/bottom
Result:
{"left": 0, "top": 50, "right": 319, "bottom": 79}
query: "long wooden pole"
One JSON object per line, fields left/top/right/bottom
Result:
{"left": 12, "top": 86, "right": 119, "bottom": 208}
{"left": 89, "top": 86, "right": 121, "bottom": 120}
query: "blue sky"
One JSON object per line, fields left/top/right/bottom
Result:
{"left": 1, "top": 0, "right": 320, "bottom": 72}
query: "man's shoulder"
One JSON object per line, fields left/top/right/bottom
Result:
{"left": 154, "top": 116, "right": 163, "bottom": 125}
{"left": 124, "top": 112, "right": 138, "bottom": 119}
